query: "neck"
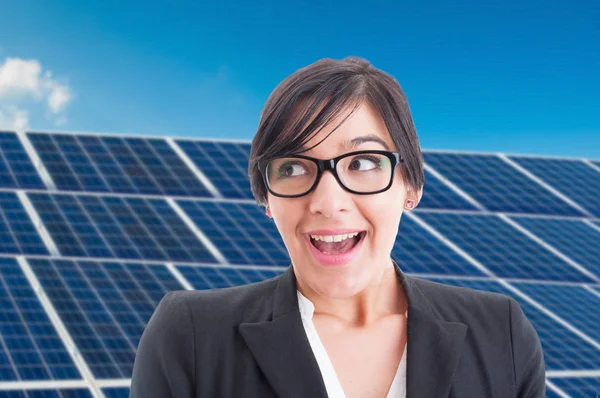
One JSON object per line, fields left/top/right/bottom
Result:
{"left": 296, "top": 260, "right": 407, "bottom": 327}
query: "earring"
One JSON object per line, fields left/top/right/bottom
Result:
{"left": 404, "top": 200, "right": 414, "bottom": 210}
{"left": 265, "top": 205, "right": 272, "bottom": 217}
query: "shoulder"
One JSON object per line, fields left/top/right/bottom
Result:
{"left": 161, "top": 272, "right": 281, "bottom": 324}
{"left": 409, "top": 277, "right": 511, "bottom": 323}
{"left": 409, "top": 277, "right": 546, "bottom": 396}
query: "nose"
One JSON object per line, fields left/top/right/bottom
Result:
{"left": 308, "top": 170, "right": 352, "bottom": 217}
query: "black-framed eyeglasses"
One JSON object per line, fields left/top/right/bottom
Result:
{"left": 260, "top": 150, "right": 404, "bottom": 198}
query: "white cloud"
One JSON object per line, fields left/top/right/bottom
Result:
{"left": 0, "top": 56, "right": 74, "bottom": 130}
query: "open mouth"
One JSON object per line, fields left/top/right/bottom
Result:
{"left": 309, "top": 231, "right": 366, "bottom": 255}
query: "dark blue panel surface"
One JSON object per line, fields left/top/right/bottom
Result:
{"left": 393, "top": 215, "right": 486, "bottom": 276}
{"left": 0, "top": 192, "right": 48, "bottom": 255}
{"left": 417, "top": 212, "right": 594, "bottom": 282}
{"left": 423, "top": 152, "right": 584, "bottom": 216}
{"left": 0, "top": 389, "right": 93, "bottom": 397}
{"left": 27, "top": 133, "right": 211, "bottom": 197}
{"left": 510, "top": 156, "right": 600, "bottom": 218}
{"left": 177, "top": 200, "right": 289, "bottom": 266}
{"left": 510, "top": 216, "right": 600, "bottom": 279}
{"left": 512, "top": 282, "right": 600, "bottom": 344}
{"left": 101, "top": 388, "right": 130, "bottom": 398}
{"left": 547, "top": 377, "right": 600, "bottom": 397}
{"left": 0, "top": 257, "right": 80, "bottom": 381}
{"left": 177, "top": 265, "right": 283, "bottom": 290}
{"left": 0, "top": 131, "right": 44, "bottom": 189}
{"left": 176, "top": 140, "right": 253, "bottom": 199}
{"left": 418, "top": 169, "right": 479, "bottom": 211}
{"left": 425, "top": 277, "right": 600, "bottom": 370}
{"left": 28, "top": 193, "right": 217, "bottom": 263}
{"left": 28, "top": 258, "right": 183, "bottom": 379}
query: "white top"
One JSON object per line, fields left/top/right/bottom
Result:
{"left": 297, "top": 290, "right": 407, "bottom": 398}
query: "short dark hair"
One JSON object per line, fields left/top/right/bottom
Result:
{"left": 248, "top": 56, "right": 424, "bottom": 206}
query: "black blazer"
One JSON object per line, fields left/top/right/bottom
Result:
{"left": 130, "top": 264, "right": 546, "bottom": 397}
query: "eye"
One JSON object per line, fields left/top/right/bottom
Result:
{"left": 278, "top": 162, "right": 309, "bottom": 178}
{"left": 348, "top": 156, "right": 381, "bottom": 171}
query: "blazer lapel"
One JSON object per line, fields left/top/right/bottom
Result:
{"left": 239, "top": 266, "right": 328, "bottom": 398}
{"left": 240, "top": 263, "right": 468, "bottom": 398}
{"left": 398, "top": 267, "right": 468, "bottom": 398}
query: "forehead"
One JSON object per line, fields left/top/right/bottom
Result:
{"left": 301, "top": 102, "right": 395, "bottom": 157}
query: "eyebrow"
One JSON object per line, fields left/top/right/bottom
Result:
{"left": 342, "top": 134, "right": 390, "bottom": 150}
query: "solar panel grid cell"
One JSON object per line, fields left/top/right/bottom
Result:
{"left": 27, "top": 133, "right": 212, "bottom": 197}
{"left": 0, "top": 389, "right": 93, "bottom": 398}
{"left": 418, "top": 169, "right": 479, "bottom": 211}
{"left": 175, "top": 140, "right": 253, "bottom": 199}
{"left": 510, "top": 156, "right": 600, "bottom": 218}
{"left": 512, "top": 282, "right": 600, "bottom": 343}
{"left": 547, "top": 377, "right": 600, "bottom": 397}
{"left": 423, "top": 277, "right": 600, "bottom": 370}
{"left": 423, "top": 152, "right": 584, "bottom": 216}
{"left": 416, "top": 212, "right": 595, "bottom": 282}
{"left": 0, "top": 258, "right": 80, "bottom": 381}
{"left": 0, "top": 193, "right": 48, "bottom": 256}
{"left": 27, "top": 258, "right": 184, "bottom": 379}
{"left": 510, "top": 216, "right": 600, "bottom": 279}
{"left": 176, "top": 265, "right": 284, "bottom": 290}
{"left": 28, "top": 193, "right": 217, "bottom": 263}
{"left": 0, "top": 132, "right": 45, "bottom": 189}
{"left": 393, "top": 215, "right": 487, "bottom": 276}
{"left": 177, "top": 200, "right": 289, "bottom": 266}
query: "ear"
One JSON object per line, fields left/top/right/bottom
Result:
{"left": 405, "top": 185, "right": 424, "bottom": 210}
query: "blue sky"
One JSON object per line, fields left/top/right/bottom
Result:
{"left": 1, "top": 0, "right": 599, "bottom": 158}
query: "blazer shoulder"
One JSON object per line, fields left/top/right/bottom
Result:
{"left": 171, "top": 272, "right": 281, "bottom": 323}
{"left": 410, "top": 277, "right": 511, "bottom": 321}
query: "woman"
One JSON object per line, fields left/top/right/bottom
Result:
{"left": 130, "top": 57, "right": 545, "bottom": 397}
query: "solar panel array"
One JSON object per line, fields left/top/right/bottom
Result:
{"left": 0, "top": 130, "right": 599, "bottom": 397}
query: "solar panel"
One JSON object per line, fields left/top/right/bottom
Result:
{"left": 416, "top": 212, "right": 594, "bottom": 282}
{"left": 27, "top": 258, "right": 184, "bottom": 379}
{"left": 425, "top": 277, "right": 600, "bottom": 370}
{"left": 418, "top": 169, "right": 479, "bottom": 211}
{"left": 423, "top": 152, "right": 584, "bottom": 216}
{"left": 547, "top": 377, "right": 600, "bottom": 397}
{"left": 177, "top": 265, "right": 283, "bottom": 290}
{"left": 392, "top": 215, "right": 487, "bottom": 276}
{"left": 0, "top": 389, "right": 93, "bottom": 397}
{"left": 0, "top": 257, "right": 80, "bottom": 381}
{"left": 27, "top": 133, "right": 212, "bottom": 197}
{"left": 175, "top": 140, "right": 254, "bottom": 199}
{"left": 0, "top": 132, "right": 45, "bottom": 189}
{"left": 510, "top": 216, "right": 600, "bottom": 279}
{"left": 176, "top": 200, "right": 289, "bottom": 266}
{"left": 511, "top": 282, "right": 600, "bottom": 343}
{"left": 510, "top": 156, "right": 600, "bottom": 218}
{"left": 101, "top": 388, "right": 130, "bottom": 398}
{"left": 28, "top": 193, "right": 217, "bottom": 263}
{"left": 0, "top": 192, "right": 48, "bottom": 256}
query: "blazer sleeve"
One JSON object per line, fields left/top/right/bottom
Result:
{"left": 509, "top": 297, "right": 546, "bottom": 398}
{"left": 130, "top": 291, "right": 195, "bottom": 398}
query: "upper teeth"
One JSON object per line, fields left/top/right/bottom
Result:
{"left": 310, "top": 232, "right": 360, "bottom": 242}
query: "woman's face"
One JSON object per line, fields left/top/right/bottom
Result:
{"left": 266, "top": 102, "right": 415, "bottom": 299}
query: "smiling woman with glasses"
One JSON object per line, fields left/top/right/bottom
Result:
{"left": 131, "top": 57, "right": 546, "bottom": 398}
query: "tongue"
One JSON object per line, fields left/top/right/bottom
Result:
{"left": 312, "top": 235, "right": 360, "bottom": 254}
